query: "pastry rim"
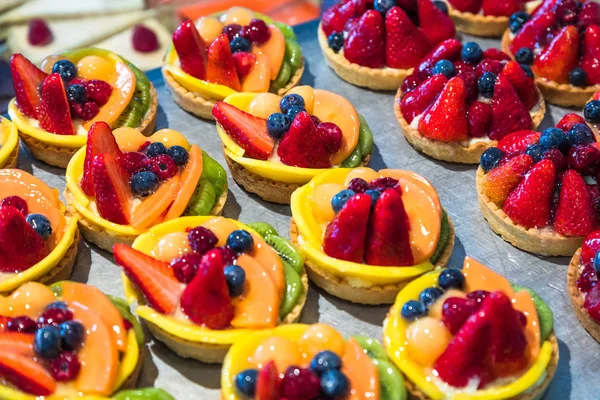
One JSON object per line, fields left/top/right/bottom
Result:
{"left": 567, "top": 248, "right": 600, "bottom": 343}
{"left": 447, "top": 5, "right": 509, "bottom": 37}
{"left": 0, "top": 139, "right": 19, "bottom": 169}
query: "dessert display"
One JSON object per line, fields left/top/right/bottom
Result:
{"left": 7, "top": 48, "right": 157, "bottom": 168}
{"left": 290, "top": 167, "right": 454, "bottom": 304}
{"left": 476, "top": 113, "right": 600, "bottom": 256}
{"left": 213, "top": 86, "right": 374, "bottom": 204}
{"left": 319, "top": 0, "right": 456, "bottom": 90}
{"left": 0, "top": 169, "right": 79, "bottom": 293}
{"left": 584, "top": 90, "right": 600, "bottom": 131}
{"left": 501, "top": 0, "right": 600, "bottom": 107}
{"left": 64, "top": 122, "right": 228, "bottom": 253}
{"left": 395, "top": 39, "right": 545, "bottom": 163}
{"left": 0, "top": 117, "right": 19, "bottom": 169}
{"left": 383, "top": 257, "right": 558, "bottom": 399}
{"left": 116, "top": 216, "right": 308, "bottom": 363}
{"left": 221, "top": 323, "right": 407, "bottom": 400}
{"left": 163, "top": 7, "right": 305, "bottom": 120}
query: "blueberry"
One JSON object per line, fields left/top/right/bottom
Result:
{"left": 145, "top": 142, "right": 167, "bottom": 158}
{"left": 401, "top": 300, "right": 427, "bottom": 320}
{"left": 266, "top": 113, "right": 291, "bottom": 139}
{"left": 26, "top": 214, "right": 52, "bottom": 240}
{"left": 45, "top": 301, "right": 68, "bottom": 312}
{"left": 328, "top": 32, "right": 344, "bottom": 53}
{"left": 235, "top": 369, "right": 258, "bottom": 396}
{"left": 365, "top": 189, "right": 380, "bottom": 206}
{"left": 230, "top": 36, "right": 251, "bottom": 53}
{"left": 66, "top": 84, "right": 86, "bottom": 103}
{"left": 227, "top": 230, "right": 254, "bottom": 253}
{"left": 478, "top": 72, "right": 497, "bottom": 98}
{"left": 224, "top": 265, "right": 246, "bottom": 297}
{"left": 286, "top": 105, "right": 305, "bottom": 121}
{"left": 594, "top": 251, "right": 600, "bottom": 274}
{"left": 34, "top": 326, "right": 62, "bottom": 359}
{"left": 166, "top": 145, "right": 189, "bottom": 166}
{"left": 509, "top": 11, "right": 530, "bottom": 33}
{"left": 438, "top": 268, "right": 465, "bottom": 290}
{"left": 433, "top": 0, "right": 448, "bottom": 14}
{"left": 539, "top": 127, "right": 566, "bottom": 149}
{"left": 432, "top": 59, "right": 455, "bottom": 78}
{"left": 59, "top": 320, "right": 85, "bottom": 350}
{"left": 280, "top": 94, "right": 305, "bottom": 114}
{"left": 520, "top": 64, "right": 534, "bottom": 78}
{"left": 310, "top": 350, "right": 342, "bottom": 376}
{"left": 320, "top": 370, "right": 349, "bottom": 398}
{"left": 569, "top": 67, "right": 588, "bottom": 87}
{"left": 525, "top": 144, "right": 545, "bottom": 162}
{"left": 515, "top": 47, "right": 534, "bottom": 65}
{"left": 130, "top": 171, "right": 160, "bottom": 197}
{"left": 480, "top": 147, "right": 504, "bottom": 172}
{"left": 461, "top": 42, "right": 483, "bottom": 64}
{"left": 585, "top": 100, "right": 600, "bottom": 123}
{"left": 331, "top": 189, "right": 355, "bottom": 213}
{"left": 418, "top": 287, "right": 444, "bottom": 307}
{"left": 52, "top": 60, "right": 77, "bottom": 82}
{"left": 568, "top": 123, "right": 594, "bottom": 146}
{"left": 374, "top": 0, "right": 397, "bottom": 14}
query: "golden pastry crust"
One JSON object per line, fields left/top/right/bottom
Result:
{"left": 0, "top": 140, "right": 19, "bottom": 169}
{"left": 567, "top": 249, "right": 600, "bottom": 343}
{"left": 289, "top": 216, "right": 455, "bottom": 305}
{"left": 448, "top": 6, "right": 509, "bottom": 37}
{"left": 115, "top": 350, "right": 143, "bottom": 393}
{"left": 318, "top": 23, "right": 411, "bottom": 91}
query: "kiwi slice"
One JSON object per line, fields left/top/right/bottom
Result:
{"left": 511, "top": 284, "right": 554, "bottom": 341}
{"left": 372, "top": 359, "right": 407, "bottom": 400}
{"left": 341, "top": 145, "right": 363, "bottom": 168}
{"left": 201, "top": 151, "right": 227, "bottom": 199}
{"left": 116, "top": 101, "right": 145, "bottom": 129}
{"left": 274, "top": 22, "right": 297, "bottom": 41}
{"left": 265, "top": 234, "right": 304, "bottom": 275}
{"left": 185, "top": 179, "right": 217, "bottom": 216}
{"left": 49, "top": 282, "right": 63, "bottom": 296}
{"left": 358, "top": 114, "right": 374, "bottom": 158}
{"left": 113, "top": 59, "right": 152, "bottom": 129}
{"left": 248, "top": 222, "right": 279, "bottom": 238}
{"left": 270, "top": 60, "right": 292, "bottom": 93}
{"left": 352, "top": 335, "right": 388, "bottom": 360}
{"left": 109, "top": 300, "right": 145, "bottom": 346}
{"left": 279, "top": 261, "right": 304, "bottom": 319}
{"left": 113, "top": 388, "right": 175, "bottom": 400}
{"left": 429, "top": 210, "right": 450, "bottom": 265}
{"left": 285, "top": 40, "right": 303, "bottom": 71}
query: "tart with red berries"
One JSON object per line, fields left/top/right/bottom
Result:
{"left": 0, "top": 117, "right": 19, "bottom": 169}
{"left": 395, "top": 39, "right": 545, "bottom": 163}
{"left": 163, "top": 8, "right": 304, "bottom": 120}
{"left": 290, "top": 167, "right": 454, "bottom": 304}
{"left": 501, "top": 0, "right": 600, "bottom": 107}
{"left": 383, "top": 257, "right": 558, "bottom": 400}
{"left": 115, "top": 216, "right": 308, "bottom": 363}
{"left": 7, "top": 48, "right": 157, "bottom": 168}
{"left": 584, "top": 90, "right": 600, "bottom": 131}
{"left": 213, "top": 86, "right": 374, "bottom": 204}
{"left": 64, "top": 122, "right": 228, "bottom": 253}
{"left": 477, "top": 113, "right": 600, "bottom": 256}
{"left": 0, "top": 169, "right": 80, "bottom": 293}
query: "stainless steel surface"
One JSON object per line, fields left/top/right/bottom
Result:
{"left": 14, "top": 20, "right": 593, "bottom": 400}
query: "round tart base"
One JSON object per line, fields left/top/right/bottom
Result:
{"left": 289, "top": 216, "right": 455, "bottom": 305}
{"left": 317, "top": 23, "right": 411, "bottom": 91}
{"left": 448, "top": 6, "right": 508, "bottom": 37}
{"left": 0, "top": 140, "right": 19, "bottom": 169}
{"left": 567, "top": 249, "right": 600, "bottom": 343}
{"left": 476, "top": 167, "right": 584, "bottom": 256}
{"left": 394, "top": 90, "right": 546, "bottom": 164}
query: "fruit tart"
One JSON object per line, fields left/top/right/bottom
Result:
{"left": 115, "top": 216, "right": 308, "bottom": 363}
{"left": 0, "top": 169, "right": 79, "bottom": 293}
{"left": 7, "top": 48, "right": 158, "bottom": 168}
{"left": 64, "top": 122, "right": 228, "bottom": 253}
{"left": 383, "top": 257, "right": 558, "bottom": 400}
{"left": 584, "top": 90, "right": 600, "bottom": 132}
{"left": 395, "top": 39, "right": 545, "bottom": 163}
{"left": 221, "top": 323, "right": 408, "bottom": 400}
{"left": 290, "top": 167, "right": 454, "bottom": 304}
{"left": 0, "top": 117, "right": 19, "bottom": 169}
{"left": 319, "top": 0, "right": 456, "bottom": 90}
{"left": 163, "top": 7, "right": 304, "bottom": 120}
{"left": 213, "top": 86, "right": 374, "bottom": 204}
{"left": 501, "top": 0, "right": 600, "bottom": 107}
{"left": 477, "top": 113, "right": 600, "bottom": 256}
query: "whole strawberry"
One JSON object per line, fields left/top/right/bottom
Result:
{"left": 344, "top": 10, "right": 385, "bottom": 68}
{"left": 385, "top": 6, "right": 431, "bottom": 69}
{"left": 553, "top": 169, "right": 599, "bottom": 236}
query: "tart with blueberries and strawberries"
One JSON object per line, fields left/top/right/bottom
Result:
{"left": 319, "top": 0, "right": 456, "bottom": 91}
{"left": 7, "top": 48, "right": 157, "bottom": 168}
{"left": 213, "top": 86, "right": 374, "bottom": 204}
{"left": 395, "top": 39, "right": 545, "bottom": 164}
{"left": 290, "top": 167, "right": 454, "bottom": 304}
{"left": 501, "top": 0, "right": 600, "bottom": 107}
{"left": 477, "top": 113, "right": 600, "bottom": 256}
{"left": 221, "top": 322, "right": 407, "bottom": 400}
{"left": 383, "top": 257, "right": 558, "bottom": 400}
{"left": 64, "top": 122, "right": 227, "bottom": 253}
{"left": 114, "top": 216, "right": 308, "bottom": 363}
{"left": 0, "top": 169, "right": 79, "bottom": 293}
{"left": 584, "top": 91, "right": 600, "bottom": 132}
{"left": 163, "top": 7, "right": 304, "bottom": 120}
{"left": 0, "top": 117, "right": 20, "bottom": 169}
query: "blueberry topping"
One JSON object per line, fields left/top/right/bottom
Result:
{"left": 433, "top": 0, "right": 448, "bottom": 14}
{"left": 286, "top": 105, "right": 305, "bottom": 121}
{"left": 45, "top": 301, "right": 68, "bottom": 312}
{"left": 364, "top": 189, "right": 381, "bottom": 206}
{"left": 509, "top": 11, "right": 530, "bottom": 33}
{"left": 419, "top": 287, "right": 444, "bottom": 307}
{"left": 266, "top": 113, "right": 291, "bottom": 139}
{"left": 438, "top": 268, "right": 465, "bottom": 290}
{"left": 26, "top": 214, "right": 52, "bottom": 240}
{"left": 480, "top": 147, "right": 504, "bottom": 172}
{"left": 331, "top": 189, "right": 355, "bottom": 213}
{"left": 230, "top": 36, "right": 251, "bottom": 53}
{"left": 520, "top": 64, "right": 534, "bottom": 78}
{"left": 130, "top": 171, "right": 160, "bottom": 197}
{"left": 585, "top": 100, "right": 600, "bottom": 123}
{"left": 328, "top": 32, "right": 344, "bottom": 53}
{"left": 539, "top": 127, "right": 566, "bottom": 149}
{"left": 401, "top": 300, "right": 427, "bottom": 319}
{"left": 310, "top": 350, "right": 342, "bottom": 376}
{"left": 166, "top": 145, "right": 189, "bottom": 166}
{"left": 34, "top": 326, "right": 62, "bottom": 359}
{"left": 432, "top": 59, "right": 456, "bottom": 78}
{"left": 235, "top": 369, "right": 258, "bottom": 396}
{"left": 515, "top": 47, "right": 534, "bottom": 65}
{"left": 145, "top": 142, "right": 167, "bottom": 158}
{"left": 525, "top": 144, "right": 545, "bottom": 163}
{"left": 66, "top": 84, "right": 86, "bottom": 103}
{"left": 280, "top": 94, "right": 305, "bottom": 114}
{"left": 224, "top": 265, "right": 246, "bottom": 297}
{"left": 227, "top": 230, "right": 254, "bottom": 253}
{"left": 594, "top": 251, "right": 600, "bottom": 274}
{"left": 569, "top": 67, "right": 588, "bottom": 87}
{"left": 59, "top": 320, "right": 85, "bottom": 350}
{"left": 52, "top": 60, "right": 77, "bottom": 82}
{"left": 374, "top": 0, "right": 397, "bottom": 14}
{"left": 568, "top": 123, "right": 594, "bottom": 146}
{"left": 461, "top": 42, "right": 483, "bottom": 64}
{"left": 320, "top": 370, "right": 349, "bottom": 398}
{"left": 478, "top": 72, "right": 497, "bottom": 98}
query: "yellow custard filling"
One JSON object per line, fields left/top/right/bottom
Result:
{"left": 0, "top": 117, "right": 19, "bottom": 166}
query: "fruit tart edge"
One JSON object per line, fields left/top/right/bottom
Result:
{"left": 32, "top": 226, "right": 80, "bottom": 290}
{"left": 567, "top": 248, "right": 600, "bottom": 343}
{"left": 0, "top": 139, "right": 19, "bottom": 169}
{"left": 447, "top": 5, "right": 510, "bottom": 38}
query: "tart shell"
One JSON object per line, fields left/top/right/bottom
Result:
{"left": 447, "top": 6, "right": 509, "bottom": 37}
{"left": 567, "top": 249, "right": 600, "bottom": 343}
{"left": 0, "top": 139, "right": 19, "bottom": 169}
{"left": 35, "top": 227, "right": 80, "bottom": 288}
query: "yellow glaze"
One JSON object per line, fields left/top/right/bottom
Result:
{"left": 383, "top": 270, "right": 553, "bottom": 400}
{"left": 0, "top": 117, "right": 19, "bottom": 167}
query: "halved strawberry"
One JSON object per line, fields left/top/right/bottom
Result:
{"left": 0, "top": 349, "right": 56, "bottom": 395}
{"left": 385, "top": 6, "right": 431, "bottom": 69}
{"left": 489, "top": 75, "right": 532, "bottom": 140}
{"left": 206, "top": 34, "right": 241, "bottom": 91}
{"left": 417, "top": 0, "right": 456, "bottom": 47}
{"left": 416, "top": 38, "right": 462, "bottom": 76}
{"left": 578, "top": 2, "right": 600, "bottom": 30}
{"left": 553, "top": 170, "right": 599, "bottom": 236}
{"left": 113, "top": 244, "right": 182, "bottom": 314}
{"left": 500, "top": 61, "right": 539, "bottom": 110}
{"left": 475, "top": 59, "right": 504, "bottom": 79}
{"left": 400, "top": 74, "right": 448, "bottom": 124}
{"left": 232, "top": 52, "right": 256, "bottom": 79}
{"left": 80, "top": 121, "right": 123, "bottom": 197}
{"left": 482, "top": 0, "right": 520, "bottom": 16}
{"left": 510, "top": 12, "right": 556, "bottom": 54}
{"left": 557, "top": 113, "right": 587, "bottom": 132}
{"left": 91, "top": 153, "right": 132, "bottom": 225}
{"left": 533, "top": 25, "right": 579, "bottom": 84}
{"left": 322, "top": 0, "right": 358, "bottom": 37}
{"left": 467, "top": 101, "right": 492, "bottom": 138}
{"left": 278, "top": 112, "right": 331, "bottom": 168}
{"left": 454, "top": 60, "right": 478, "bottom": 103}
{"left": 448, "top": 0, "right": 482, "bottom": 13}
{"left": 9, "top": 53, "right": 47, "bottom": 118}
{"left": 172, "top": 20, "right": 207, "bottom": 80}
{"left": 38, "top": 73, "right": 74, "bottom": 135}
{"left": 212, "top": 102, "right": 274, "bottom": 160}
{"left": 581, "top": 231, "right": 600, "bottom": 267}
{"left": 482, "top": 48, "right": 511, "bottom": 61}
{"left": 256, "top": 360, "right": 281, "bottom": 400}
{"left": 481, "top": 154, "right": 534, "bottom": 206}
{"left": 418, "top": 76, "right": 468, "bottom": 142}
{"left": 497, "top": 130, "right": 541, "bottom": 155}
{"left": 344, "top": 10, "right": 385, "bottom": 68}
{"left": 581, "top": 24, "right": 600, "bottom": 85}
{"left": 0, "top": 205, "right": 48, "bottom": 273}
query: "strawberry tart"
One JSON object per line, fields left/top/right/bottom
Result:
{"left": 7, "top": 48, "right": 158, "bottom": 168}
{"left": 584, "top": 90, "right": 600, "bottom": 132}
{"left": 64, "top": 122, "right": 228, "bottom": 253}
{"left": 383, "top": 257, "right": 558, "bottom": 400}
{"left": 290, "top": 167, "right": 454, "bottom": 304}
{"left": 0, "top": 169, "right": 79, "bottom": 293}
{"left": 115, "top": 216, "right": 308, "bottom": 363}
{"left": 319, "top": 0, "right": 456, "bottom": 90}
{"left": 501, "top": 0, "right": 600, "bottom": 107}
{"left": 395, "top": 39, "right": 545, "bottom": 163}
{"left": 221, "top": 323, "right": 407, "bottom": 400}
{"left": 477, "top": 113, "right": 600, "bottom": 256}
{"left": 163, "top": 7, "right": 304, "bottom": 120}
{"left": 0, "top": 117, "right": 19, "bottom": 169}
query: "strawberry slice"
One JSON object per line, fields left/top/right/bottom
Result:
{"left": 385, "top": 6, "right": 431, "bottom": 69}
{"left": 510, "top": 12, "right": 556, "bottom": 55}
{"left": 322, "top": 0, "right": 358, "bottom": 37}
{"left": 448, "top": 0, "right": 482, "bottom": 13}
{"left": 581, "top": 231, "right": 600, "bottom": 268}
{"left": 482, "top": 48, "right": 511, "bottom": 61}
{"left": 0, "top": 332, "right": 34, "bottom": 355}
{"left": 557, "top": 113, "right": 587, "bottom": 132}
{"left": 497, "top": 130, "right": 541, "bottom": 155}
{"left": 232, "top": 52, "right": 256, "bottom": 79}
{"left": 553, "top": 170, "right": 599, "bottom": 236}
{"left": 578, "top": 2, "right": 600, "bottom": 30}
{"left": 113, "top": 244, "right": 182, "bottom": 314}
{"left": 172, "top": 20, "right": 207, "bottom": 80}
{"left": 365, "top": 188, "right": 414, "bottom": 266}
{"left": 455, "top": 60, "right": 478, "bottom": 103}
{"left": 581, "top": 24, "right": 600, "bottom": 85}
{"left": 278, "top": 112, "right": 331, "bottom": 168}
{"left": 0, "top": 205, "right": 48, "bottom": 273}
{"left": 533, "top": 25, "right": 579, "bottom": 84}
{"left": 9, "top": 53, "right": 47, "bottom": 118}
{"left": 416, "top": 39, "right": 462, "bottom": 76}
{"left": 38, "top": 73, "right": 74, "bottom": 135}
{"left": 475, "top": 59, "right": 503, "bottom": 79}
{"left": 417, "top": 0, "right": 456, "bottom": 47}
{"left": 481, "top": 154, "right": 534, "bottom": 206}
{"left": 500, "top": 61, "right": 539, "bottom": 110}
{"left": 0, "top": 349, "right": 56, "bottom": 395}
{"left": 400, "top": 74, "right": 448, "bottom": 124}
{"left": 212, "top": 102, "right": 274, "bottom": 160}
{"left": 467, "top": 101, "right": 492, "bottom": 138}
{"left": 206, "top": 34, "right": 241, "bottom": 92}
{"left": 80, "top": 121, "right": 123, "bottom": 197}
{"left": 503, "top": 159, "right": 556, "bottom": 228}
{"left": 323, "top": 193, "right": 372, "bottom": 263}
{"left": 482, "top": 0, "right": 520, "bottom": 16}
{"left": 256, "top": 360, "right": 281, "bottom": 400}
{"left": 489, "top": 75, "right": 532, "bottom": 141}
{"left": 91, "top": 153, "right": 132, "bottom": 225}
{"left": 344, "top": 10, "right": 385, "bottom": 68}
{"left": 418, "top": 76, "right": 468, "bottom": 142}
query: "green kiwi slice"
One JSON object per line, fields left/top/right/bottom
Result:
{"left": 248, "top": 222, "right": 279, "bottom": 238}
{"left": 113, "top": 388, "right": 175, "bottom": 400}
{"left": 273, "top": 21, "right": 297, "bottom": 41}
{"left": 201, "top": 151, "right": 227, "bottom": 199}
{"left": 184, "top": 179, "right": 217, "bottom": 216}
{"left": 358, "top": 114, "right": 374, "bottom": 158}
{"left": 264, "top": 234, "right": 304, "bottom": 275}
{"left": 279, "top": 261, "right": 304, "bottom": 319}
{"left": 285, "top": 40, "right": 303, "bottom": 71}
{"left": 429, "top": 210, "right": 450, "bottom": 265}
{"left": 352, "top": 335, "right": 388, "bottom": 360}
{"left": 341, "top": 145, "right": 363, "bottom": 168}
{"left": 270, "top": 60, "right": 292, "bottom": 92}
{"left": 113, "top": 59, "right": 152, "bottom": 129}
{"left": 511, "top": 284, "right": 554, "bottom": 342}
{"left": 372, "top": 359, "right": 407, "bottom": 400}
{"left": 108, "top": 296, "right": 145, "bottom": 346}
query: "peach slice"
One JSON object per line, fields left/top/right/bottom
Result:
{"left": 131, "top": 175, "right": 180, "bottom": 230}
{"left": 248, "top": 93, "right": 282, "bottom": 119}
{"left": 253, "top": 25, "right": 286, "bottom": 81}
{"left": 513, "top": 290, "right": 541, "bottom": 366}
{"left": 7, "top": 282, "right": 56, "bottom": 319}
{"left": 242, "top": 53, "right": 271, "bottom": 93}
{"left": 165, "top": 145, "right": 203, "bottom": 221}
{"left": 249, "top": 232, "right": 284, "bottom": 298}
{"left": 297, "top": 323, "right": 346, "bottom": 362}
{"left": 286, "top": 86, "right": 315, "bottom": 114}
{"left": 202, "top": 217, "right": 239, "bottom": 247}
{"left": 341, "top": 338, "right": 380, "bottom": 400}
{"left": 251, "top": 336, "right": 303, "bottom": 371}
{"left": 463, "top": 257, "right": 515, "bottom": 297}
{"left": 0, "top": 349, "right": 56, "bottom": 395}
{"left": 112, "top": 128, "right": 191, "bottom": 153}
{"left": 197, "top": 16, "right": 224, "bottom": 44}
{"left": 0, "top": 332, "right": 34, "bottom": 355}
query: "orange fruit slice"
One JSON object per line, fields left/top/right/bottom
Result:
{"left": 165, "top": 145, "right": 203, "bottom": 221}
{"left": 131, "top": 175, "right": 181, "bottom": 230}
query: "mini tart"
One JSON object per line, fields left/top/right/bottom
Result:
{"left": 383, "top": 258, "right": 559, "bottom": 400}
{"left": 290, "top": 167, "right": 454, "bottom": 305}
{"left": 0, "top": 117, "right": 19, "bottom": 169}
{"left": 122, "top": 216, "right": 308, "bottom": 363}
{"left": 567, "top": 248, "right": 600, "bottom": 343}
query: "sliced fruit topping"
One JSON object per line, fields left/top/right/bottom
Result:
{"left": 448, "top": 0, "right": 481, "bottom": 14}
{"left": 38, "top": 73, "right": 74, "bottom": 135}
{"left": 385, "top": 6, "right": 431, "bottom": 69}
{"left": 173, "top": 20, "right": 207, "bottom": 80}
{"left": 233, "top": 52, "right": 256, "bottom": 79}
{"left": 0, "top": 349, "right": 56, "bottom": 395}
{"left": 581, "top": 24, "right": 600, "bottom": 85}
{"left": 481, "top": 154, "right": 534, "bottom": 206}
{"left": 256, "top": 360, "right": 281, "bottom": 400}
{"left": 489, "top": 75, "right": 532, "bottom": 141}
{"left": 92, "top": 153, "right": 132, "bottom": 225}
{"left": 0, "top": 205, "right": 48, "bottom": 273}
{"left": 510, "top": 13, "right": 556, "bottom": 54}
{"left": 501, "top": 61, "right": 539, "bottom": 110}
{"left": 400, "top": 75, "right": 448, "bottom": 124}
{"left": 131, "top": 175, "right": 180, "bottom": 230}
{"left": 206, "top": 34, "right": 241, "bottom": 91}
{"left": 415, "top": 39, "right": 462, "bottom": 77}
{"left": 344, "top": 10, "right": 385, "bottom": 68}
{"left": 417, "top": 0, "right": 455, "bottom": 47}
{"left": 497, "top": 130, "right": 541, "bottom": 155}
{"left": 532, "top": 25, "right": 579, "bottom": 83}
{"left": 341, "top": 338, "right": 380, "bottom": 400}
{"left": 81, "top": 121, "right": 123, "bottom": 197}
{"left": 482, "top": 0, "right": 520, "bottom": 16}
{"left": 466, "top": 101, "right": 492, "bottom": 138}
{"left": 278, "top": 112, "right": 332, "bottom": 168}
{"left": 322, "top": 0, "right": 358, "bottom": 37}
{"left": 553, "top": 170, "right": 599, "bottom": 236}
{"left": 418, "top": 76, "right": 468, "bottom": 142}
{"left": 9, "top": 53, "right": 47, "bottom": 118}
